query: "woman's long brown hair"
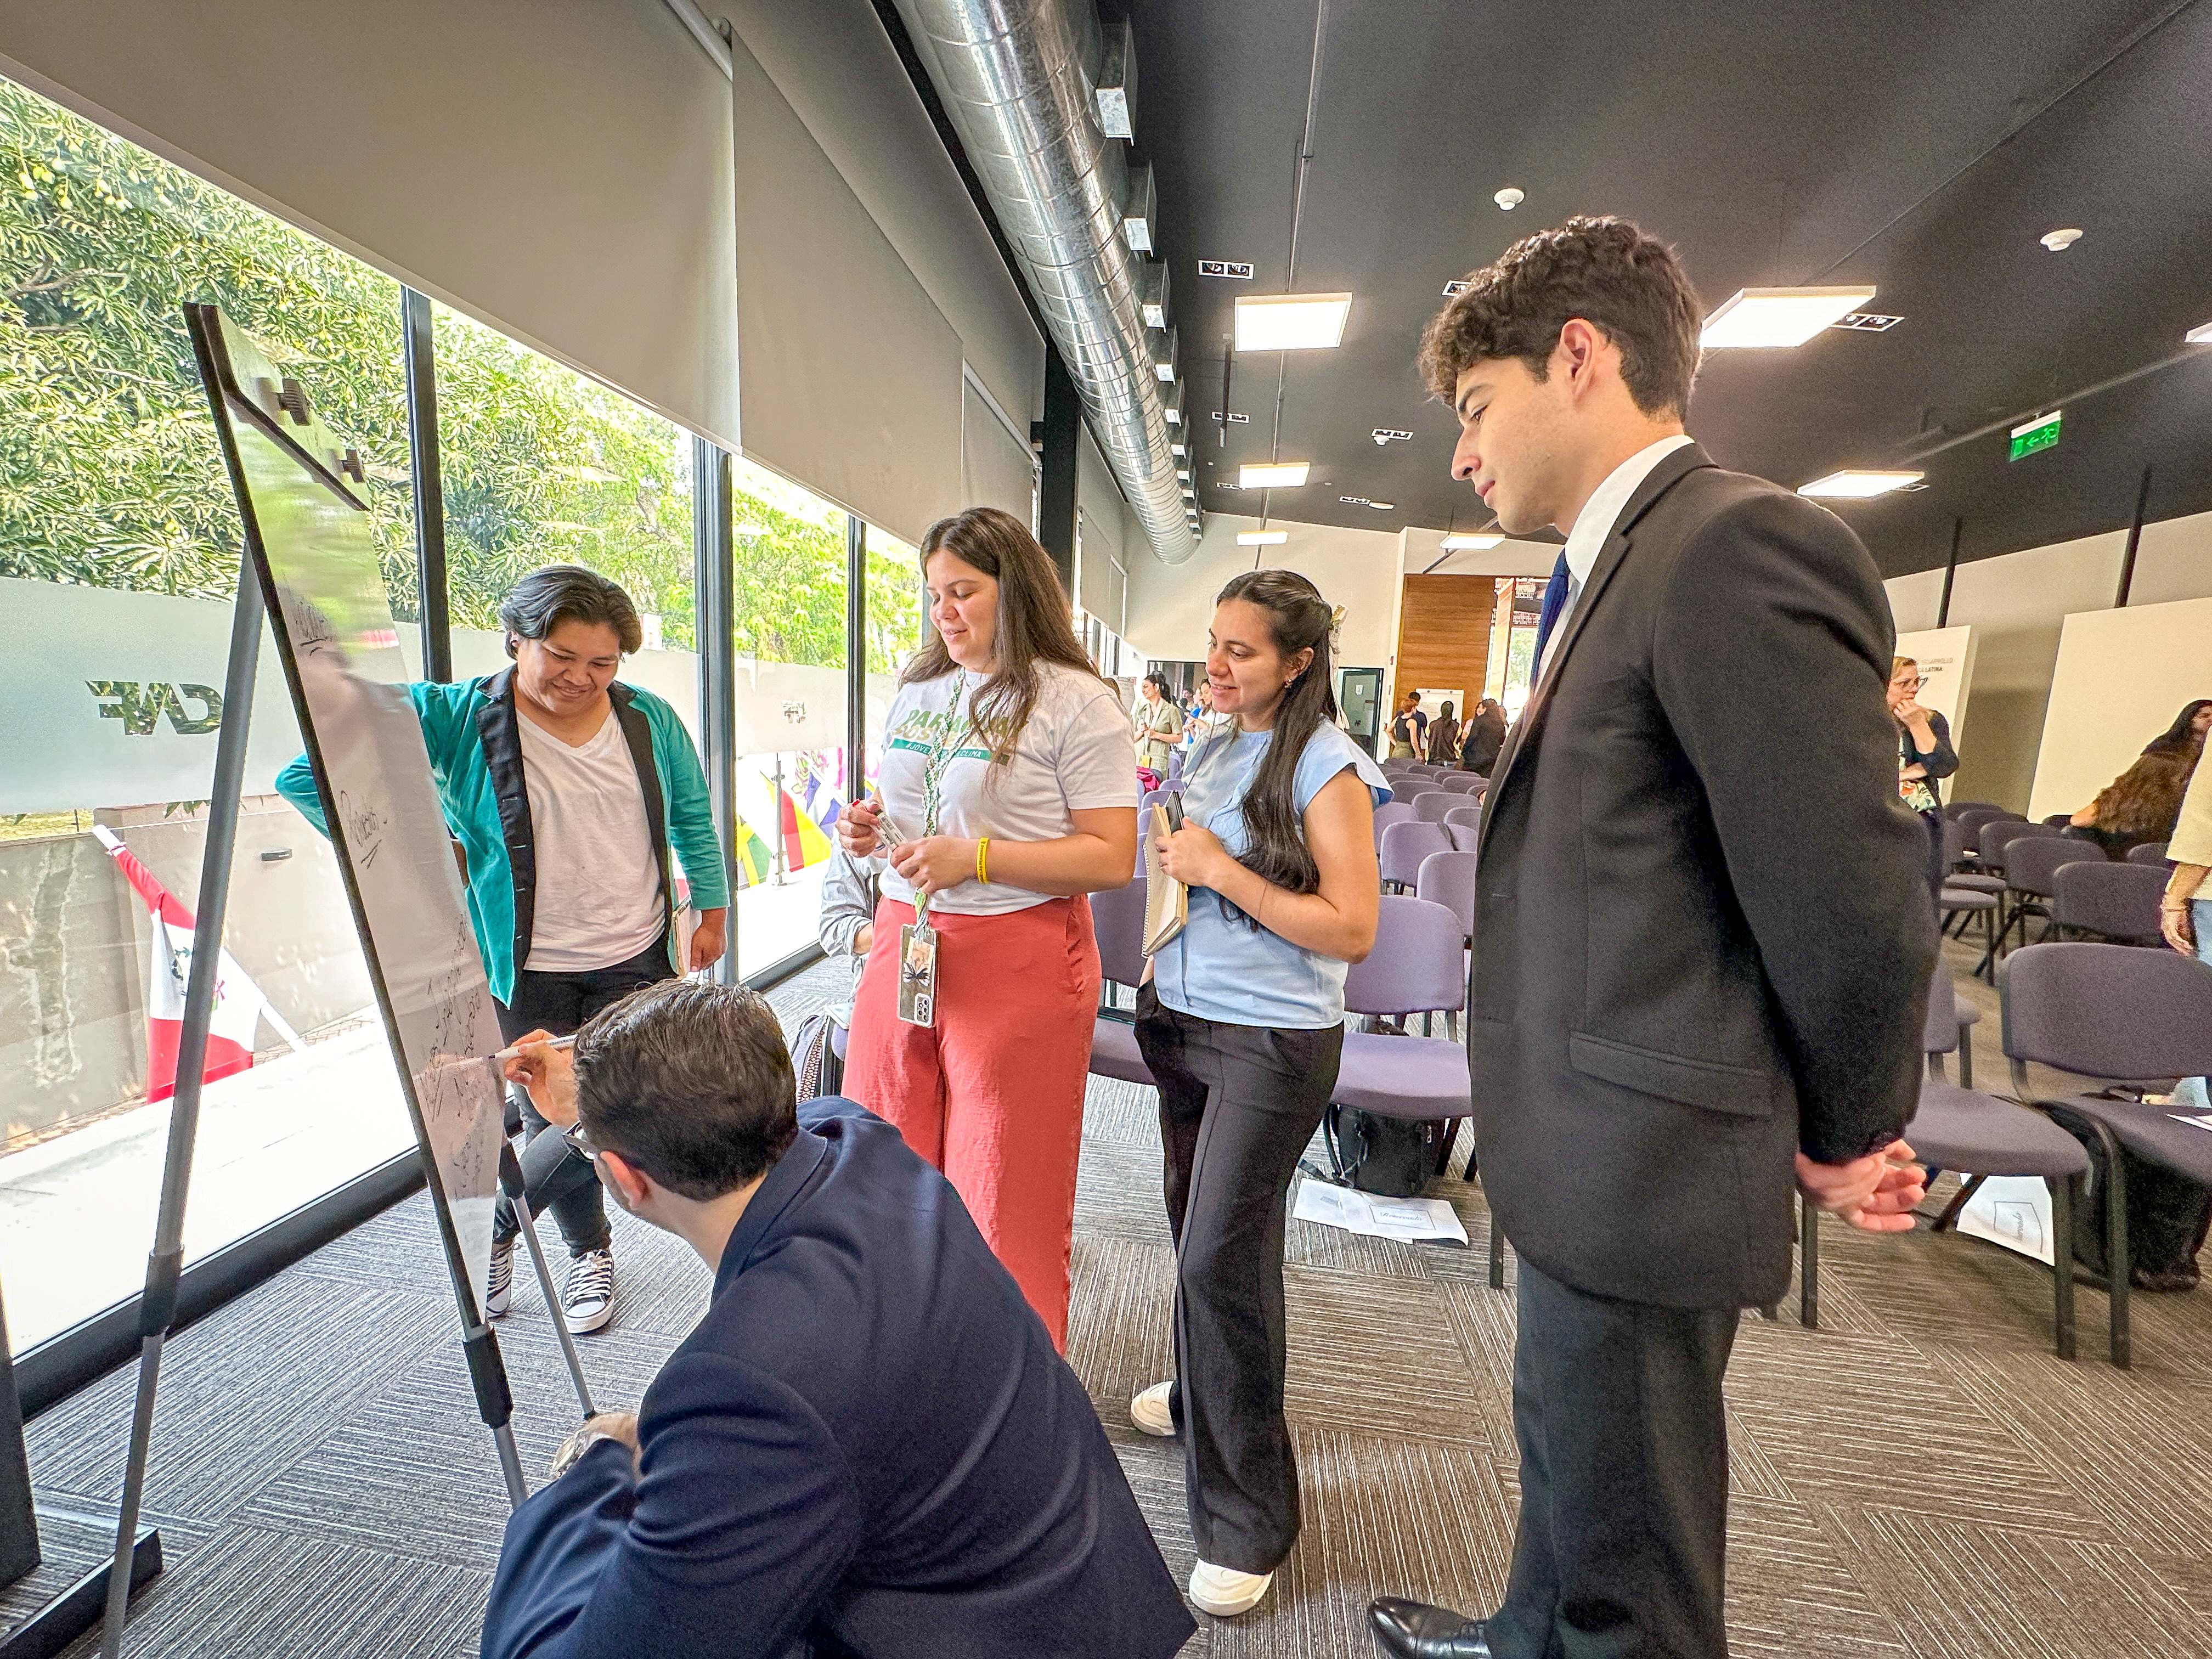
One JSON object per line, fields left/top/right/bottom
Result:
{"left": 2089, "top": 748, "right": 2199, "bottom": 840}
{"left": 901, "top": 506, "right": 1109, "bottom": 766}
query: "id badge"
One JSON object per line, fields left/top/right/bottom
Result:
{"left": 897, "top": 920, "right": 939, "bottom": 1028}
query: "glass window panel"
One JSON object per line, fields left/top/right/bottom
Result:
{"left": 0, "top": 74, "right": 417, "bottom": 1349}
{"left": 726, "top": 457, "right": 851, "bottom": 979}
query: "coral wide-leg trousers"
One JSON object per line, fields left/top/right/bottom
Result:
{"left": 843, "top": 894, "right": 1099, "bottom": 1349}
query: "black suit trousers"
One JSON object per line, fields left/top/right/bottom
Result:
{"left": 1489, "top": 1259, "right": 1740, "bottom": 1659}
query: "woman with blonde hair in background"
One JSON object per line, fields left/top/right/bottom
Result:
{"left": 837, "top": 507, "right": 1138, "bottom": 1348}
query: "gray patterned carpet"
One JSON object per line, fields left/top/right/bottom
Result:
{"left": 17, "top": 937, "right": 2212, "bottom": 1657}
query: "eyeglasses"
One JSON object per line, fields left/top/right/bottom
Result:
{"left": 562, "top": 1119, "right": 602, "bottom": 1162}
{"left": 1892, "top": 678, "right": 1923, "bottom": 691}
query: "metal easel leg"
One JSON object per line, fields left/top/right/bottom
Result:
{"left": 501, "top": 1147, "right": 596, "bottom": 1420}
{"left": 99, "top": 563, "right": 263, "bottom": 1659}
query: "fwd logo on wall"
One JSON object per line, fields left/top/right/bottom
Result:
{"left": 87, "top": 681, "right": 225, "bottom": 735}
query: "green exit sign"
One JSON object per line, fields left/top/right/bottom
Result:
{"left": 2010, "top": 409, "right": 2062, "bottom": 461}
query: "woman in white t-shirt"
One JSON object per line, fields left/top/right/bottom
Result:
{"left": 837, "top": 507, "right": 1139, "bottom": 1347}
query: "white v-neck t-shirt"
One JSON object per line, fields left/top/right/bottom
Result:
{"left": 873, "top": 663, "right": 1138, "bottom": 917}
{"left": 515, "top": 708, "right": 665, "bottom": 972}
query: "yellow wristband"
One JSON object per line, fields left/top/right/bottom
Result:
{"left": 977, "top": 836, "right": 990, "bottom": 885}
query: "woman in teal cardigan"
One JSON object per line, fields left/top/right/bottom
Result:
{"left": 279, "top": 565, "right": 728, "bottom": 1335}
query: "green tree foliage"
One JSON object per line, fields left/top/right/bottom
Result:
{"left": 0, "top": 76, "right": 928, "bottom": 672}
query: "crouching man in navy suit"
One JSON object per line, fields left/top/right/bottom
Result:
{"left": 481, "top": 979, "right": 1194, "bottom": 1659}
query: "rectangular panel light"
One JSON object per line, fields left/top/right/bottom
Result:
{"left": 1702, "top": 286, "right": 1877, "bottom": 348}
{"left": 2185, "top": 320, "right": 2212, "bottom": 345}
{"left": 1440, "top": 533, "right": 1504, "bottom": 550}
{"left": 1234, "top": 293, "right": 1352, "bottom": 352}
{"left": 1797, "top": 469, "right": 1924, "bottom": 498}
{"left": 1239, "top": 462, "right": 1311, "bottom": 489}
{"left": 1237, "top": 530, "right": 1289, "bottom": 546}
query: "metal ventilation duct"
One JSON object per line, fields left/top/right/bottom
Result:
{"left": 889, "top": 0, "right": 1199, "bottom": 562}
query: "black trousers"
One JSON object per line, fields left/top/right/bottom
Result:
{"left": 1134, "top": 986, "right": 1342, "bottom": 1575}
{"left": 1487, "top": 1258, "right": 1741, "bottom": 1659}
{"left": 492, "top": 934, "right": 674, "bottom": 1256}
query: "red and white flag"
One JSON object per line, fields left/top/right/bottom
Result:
{"left": 92, "top": 826, "right": 302, "bottom": 1102}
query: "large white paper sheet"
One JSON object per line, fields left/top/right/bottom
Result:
{"left": 1293, "top": 1178, "right": 1469, "bottom": 1246}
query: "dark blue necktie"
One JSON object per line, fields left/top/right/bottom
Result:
{"left": 1532, "top": 551, "right": 1571, "bottom": 669}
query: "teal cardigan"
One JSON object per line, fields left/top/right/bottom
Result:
{"left": 276, "top": 672, "right": 730, "bottom": 1005}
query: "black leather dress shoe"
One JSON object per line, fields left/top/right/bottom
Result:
{"left": 1367, "top": 1596, "right": 1495, "bottom": 1657}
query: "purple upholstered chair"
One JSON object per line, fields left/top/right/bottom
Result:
{"left": 1446, "top": 821, "right": 1482, "bottom": 854}
{"left": 1371, "top": 800, "right": 1417, "bottom": 848}
{"left": 2000, "top": 941, "right": 2212, "bottom": 1368}
{"left": 2000, "top": 834, "right": 2103, "bottom": 953}
{"left": 1798, "top": 970, "right": 2089, "bottom": 1348}
{"left": 1410, "top": 790, "right": 1458, "bottom": 824}
{"left": 2124, "top": 840, "right": 2172, "bottom": 867}
{"left": 1379, "top": 820, "right": 1451, "bottom": 893}
{"left": 1414, "top": 850, "right": 1479, "bottom": 1041}
{"left": 1439, "top": 774, "right": 1484, "bottom": 794}
{"left": 2052, "top": 860, "right": 2168, "bottom": 946}
{"left": 1944, "top": 800, "right": 2005, "bottom": 821}
{"left": 1085, "top": 879, "right": 1154, "bottom": 1088}
{"left": 1328, "top": 895, "right": 1472, "bottom": 1197}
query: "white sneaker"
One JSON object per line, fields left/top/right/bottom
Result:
{"left": 1189, "top": 1560, "right": 1273, "bottom": 1617}
{"left": 1131, "top": 1380, "right": 1177, "bottom": 1437}
{"left": 562, "top": 1248, "right": 615, "bottom": 1334}
{"left": 484, "top": 1237, "right": 514, "bottom": 1318}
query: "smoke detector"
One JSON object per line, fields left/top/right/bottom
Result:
{"left": 2040, "top": 227, "right": 2083, "bottom": 252}
{"left": 1494, "top": 187, "right": 1525, "bottom": 211}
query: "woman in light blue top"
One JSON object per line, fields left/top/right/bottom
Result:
{"left": 1128, "top": 569, "right": 1388, "bottom": 1617}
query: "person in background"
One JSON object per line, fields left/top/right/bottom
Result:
{"left": 2162, "top": 758, "right": 2212, "bottom": 1117}
{"left": 278, "top": 564, "right": 727, "bottom": 1336}
{"left": 836, "top": 507, "right": 1138, "bottom": 1350}
{"left": 1387, "top": 690, "right": 1429, "bottom": 759}
{"left": 1426, "top": 698, "right": 1464, "bottom": 769}
{"left": 1131, "top": 571, "right": 1385, "bottom": 1620}
{"left": 1889, "top": 656, "right": 1959, "bottom": 906}
{"left": 2139, "top": 697, "right": 2212, "bottom": 758}
{"left": 2068, "top": 741, "right": 2202, "bottom": 860}
{"left": 1459, "top": 695, "right": 1508, "bottom": 774}
{"left": 1133, "top": 672, "right": 1184, "bottom": 771}
{"left": 479, "top": 983, "right": 1195, "bottom": 1659}
{"left": 1183, "top": 678, "right": 1230, "bottom": 751}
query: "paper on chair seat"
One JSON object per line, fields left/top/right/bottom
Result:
{"left": 1293, "top": 1178, "right": 1469, "bottom": 1245}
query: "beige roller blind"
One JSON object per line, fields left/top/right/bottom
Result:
{"left": 962, "top": 375, "right": 1038, "bottom": 527}
{"left": 1076, "top": 429, "right": 1127, "bottom": 619}
{"left": 0, "top": 0, "right": 741, "bottom": 449}
{"left": 727, "top": 30, "right": 963, "bottom": 545}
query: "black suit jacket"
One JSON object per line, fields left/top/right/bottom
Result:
{"left": 1471, "top": 444, "right": 1936, "bottom": 1310}
{"left": 480, "top": 1098, "right": 1194, "bottom": 1659}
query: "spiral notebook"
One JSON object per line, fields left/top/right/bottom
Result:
{"left": 1142, "top": 797, "right": 1188, "bottom": 955}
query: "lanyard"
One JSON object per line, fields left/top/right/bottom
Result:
{"left": 906, "top": 686, "right": 981, "bottom": 916}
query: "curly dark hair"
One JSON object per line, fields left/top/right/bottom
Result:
{"left": 1418, "top": 215, "right": 1705, "bottom": 417}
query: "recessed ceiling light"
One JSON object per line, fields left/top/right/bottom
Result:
{"left": 1797, "top": 469, "right": 1925, "bottom": 499}
{"left": 1234, "top": 293, "right": 1352, "bottom": 352}
{"left": 2186, "top": 321, "right": 2212, "bottom": 345}
{"left": 1368, "top": 500, "right": 1395, "bottom": 510}
{"left": 1702, "top": 286, "right": 1877, "bottom": 348}
{"left": 2040, "top": 227, "right": 2083, "bottom": 252}
{"left": 1170, "top": 440, "right": 1187, "bottom": 455}
{"left": 1441, "top": 533, "right": 1505, "bottom": 550}
{"left": 1237, "top": 530, "right": 1289, "bottom": 546}
{"left": 1240, "top": 461, "right": 1311, "bottom": 489}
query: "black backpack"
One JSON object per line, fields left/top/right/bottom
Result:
{"left": 1322, "top": 1105, "right": 1446, "bottom": 1197}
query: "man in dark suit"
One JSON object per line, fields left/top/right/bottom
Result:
{"left": 481, "top": 979, "right": 1194, "bottom": 1659}
{"left": 1369, "top": 217, "right": 1936, "bottom": 1659}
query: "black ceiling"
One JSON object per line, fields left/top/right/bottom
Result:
{"left": 1120, "top": 0, "right": 2212, "bottom": 576}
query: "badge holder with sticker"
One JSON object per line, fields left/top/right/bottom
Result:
{"left": 878, "top": 702, "right": 977, "bottom": 1030}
